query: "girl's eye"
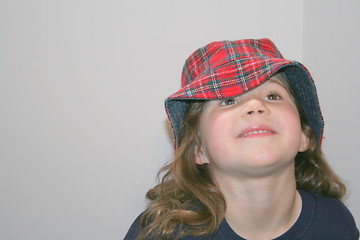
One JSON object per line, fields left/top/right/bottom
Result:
{"left": 220, "top": 98, "right": 238, "bottom": 106}
{"left": 265, "top": 93, "right": 281, "bottom": 101}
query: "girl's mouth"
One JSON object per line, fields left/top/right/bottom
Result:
{"left": 238, "top": 125, "right": 277, "bottom": 138}
{"left": 239, "top": 130, "right": 276, "bottom": 138}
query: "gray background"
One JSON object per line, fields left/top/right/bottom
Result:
{"left": 0, "top": 0, "right": 359, "bottom": 239}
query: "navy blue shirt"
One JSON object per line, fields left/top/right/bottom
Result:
{"left": 124, "top": 190, "right": 359, "bottom": 240}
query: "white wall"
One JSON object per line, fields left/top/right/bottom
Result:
{"left": 0, "top": 1, "right": 357, "bottom": 240}
{"left": 303, "top": 0, "right": 360, "bottom": 228}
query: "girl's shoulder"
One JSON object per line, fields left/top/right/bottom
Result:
{"left": 299, "top": 189, "right": 359, "bottom": 239}
{"left": 306, "top": 189, "right": 355, "bottom": 221}
{"left": 124, "top": 213, "right": 143, "bottom": 240}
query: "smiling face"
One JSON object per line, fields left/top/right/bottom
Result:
{"left": 195, "top": 74, "right": 309, "bottom": 178}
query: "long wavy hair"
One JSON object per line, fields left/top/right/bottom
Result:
{"left": 136, "top": 73, "right": 346, "bottom": 240}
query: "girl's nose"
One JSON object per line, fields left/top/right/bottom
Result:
{"left": 243, "top": 99, "right": 268, "bottom": 116}
{"left": 247, "top": 109, "right": 265, "bottom": 115}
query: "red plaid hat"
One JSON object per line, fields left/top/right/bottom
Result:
{"left": 165, "top": 38, "right": 324, "bottom": 146}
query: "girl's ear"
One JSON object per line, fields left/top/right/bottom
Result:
{"left": 195, "top": 146, "right": 210, "bottom": 165}
{"left": 299, "top": 131, "right": 310, "bottom": 152}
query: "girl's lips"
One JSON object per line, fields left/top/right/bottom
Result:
{"left": 238, "top": 125, "right": 277, "bottom": 138}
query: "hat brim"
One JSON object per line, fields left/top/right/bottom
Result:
{"left": 165, "top": 61, "right": 323, "bottom": 146}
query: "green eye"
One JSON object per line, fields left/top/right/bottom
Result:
{"left": 220, "top": 98, "right": 237, "bottom": 106}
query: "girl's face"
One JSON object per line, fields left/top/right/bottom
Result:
{"left": 195, "top": 74, "right": 309, "bottom": 178}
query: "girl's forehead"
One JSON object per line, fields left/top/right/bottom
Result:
{"left": 262, "top": 78, "right": 287, "bottom": 90}
{"left": 267, "top": 73, "right": 288, "bottom": 86}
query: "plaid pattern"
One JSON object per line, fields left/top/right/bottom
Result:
{"left": 165, "top": 38, "right": 324, "bottom": 146}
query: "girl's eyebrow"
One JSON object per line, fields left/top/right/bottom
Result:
{"left": 266, "top": 78, "right": 286, "bottom": 88}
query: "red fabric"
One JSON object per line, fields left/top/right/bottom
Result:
{"left": 169, "top": 39, "right": 293, "bottom": 100}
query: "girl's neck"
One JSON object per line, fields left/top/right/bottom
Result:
{"left": 216, "top": 169, "right": 301, "bottom": 240}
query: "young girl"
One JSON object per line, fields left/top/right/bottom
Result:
{"left": 124, "top": 38, "right": 359, "bottom": 240}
